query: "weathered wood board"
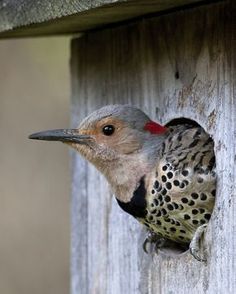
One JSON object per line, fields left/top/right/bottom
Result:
{"left": 0, "top": 0, "right": 220, "bottom": 38}
{"left": 71, "top": 0, "right": 235, "bottom": 293}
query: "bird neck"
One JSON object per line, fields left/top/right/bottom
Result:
{"left": 104, "top": 136, "right": 164, "bottom": 203}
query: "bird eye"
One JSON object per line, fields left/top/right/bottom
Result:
{"left": 102, "top": 125, "right": 115, "bottom": 136}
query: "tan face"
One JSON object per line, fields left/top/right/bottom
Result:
{"left": 69, "top": 116, "right": 142, "bottom": 165}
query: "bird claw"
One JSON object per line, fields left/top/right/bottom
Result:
{"left": 143, "top": 231, "right": 166, "bottom": 254}
{"left": 189, "top": 247, "right": 206, "bottom": 262}
{"left": 189, "top": 224, "right": 208, "bottom": 262}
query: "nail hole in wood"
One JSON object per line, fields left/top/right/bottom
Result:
{"left": 175, "top": 71, "right": 180, "bottom": 79}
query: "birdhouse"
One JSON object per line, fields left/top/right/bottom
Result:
{"left": 1, "top": 0, "right": 235, "bottom": 293}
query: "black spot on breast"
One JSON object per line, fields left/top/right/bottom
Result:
{"left": 158, "top": 195, "right": 163, "bottom": 202}
{"left": 156, "top": 210, "right": 161, "bottom": 217}
{"left": 165, "top": 195, "right": 171, "bottom": 202}
{"left": 204, "top": 213, "right": 211, "bottom": 220}
{"left": 162, "top": 165, "right": 168, "bottom": 171}
{"left": 167, "top": 172, "right": 173, "bottom": 179}
{"left": 182, "top": 170, "right": 189, "bottom": 177}
{"left": 154, "top": 181, "right": 159, "bottom": 189}
{"left": 173, "top": 180, "right": 180, "bottom": 186}
{"left": 166, "top": 182, "right": 172, "bottom": 190}
{"left": 154, "top": 199, "right": 159, "bottom": 206}
{"left": 116, "top": 176, "right": 147, "bottom": 218}
{"left": 191, "top": 193, "right": 199, "bottom": 199}
{"left": 148, "top": 215, "right": 154, "bottom": 221}
{"left": 200, "top": 193, "right": 207, "bottom": 201}
{"left": 172, "top": 202, "right": 179, "bottom": 209}
{"left": 183, "top": 180, "right": 189, "bottom": 186}
{"left": 162, "top": 188, "right": 167, "bottom": 195}
{"left": 162, "top": 175, "right": 167, "bottom": 182}
{"left": 179, "top": 182, "right": 185, "bottom": 189}
{"left": 167, "top": 204, "right": 174, "bottom": 210}
{"left": 188, "top": 200, "right": 195, "bottom": 206}
{"left": 161, "top": 208, "right": 167, "bottom": 215}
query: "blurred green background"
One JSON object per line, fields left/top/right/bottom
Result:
{"left": 0, "top": 37, "right": 70, "bottom": 294}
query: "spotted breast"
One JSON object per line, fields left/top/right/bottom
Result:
{"left": 140, "top": 125, "right": 216, "bottom": 245}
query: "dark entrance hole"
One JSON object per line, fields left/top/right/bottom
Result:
{"left": 166, "top": 117, "right": 201, "bottom": 128}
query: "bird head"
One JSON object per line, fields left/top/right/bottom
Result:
{"left": 29, "top": 105, "right": 167, "bottom": 185}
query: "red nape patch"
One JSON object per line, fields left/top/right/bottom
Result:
{"left": 144, "top": 121, "right": 167, "bottom": 134}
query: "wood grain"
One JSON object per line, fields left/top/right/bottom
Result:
{"left": 0, "top": 0, "right": 219, "bottom": 38}
{"left": 71, "top": 1, "right": 236, "bottom": 293}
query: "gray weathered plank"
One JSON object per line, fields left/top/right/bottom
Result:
{"left": 71, "top": 0, "right": 236, "bottom": 293}
{"left": 0, "top": 0, "right": 218, "bottom": 38}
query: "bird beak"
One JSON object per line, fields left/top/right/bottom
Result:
{"left": 29, "top": 129, "right": 92, "bottom": 144}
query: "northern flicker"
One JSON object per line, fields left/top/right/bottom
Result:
{"left": 29, "top": 105, "right": 216, "bottom": 261}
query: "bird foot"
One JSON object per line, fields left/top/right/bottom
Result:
{"left": 143, "top": 231, "right": 166, "bottom": 254}
{"left": 189, "top": 224, "right": 208, "bottom": 262}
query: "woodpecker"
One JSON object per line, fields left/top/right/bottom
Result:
{"left": 29, "top": 105, "right": 216, "bottom": 261}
